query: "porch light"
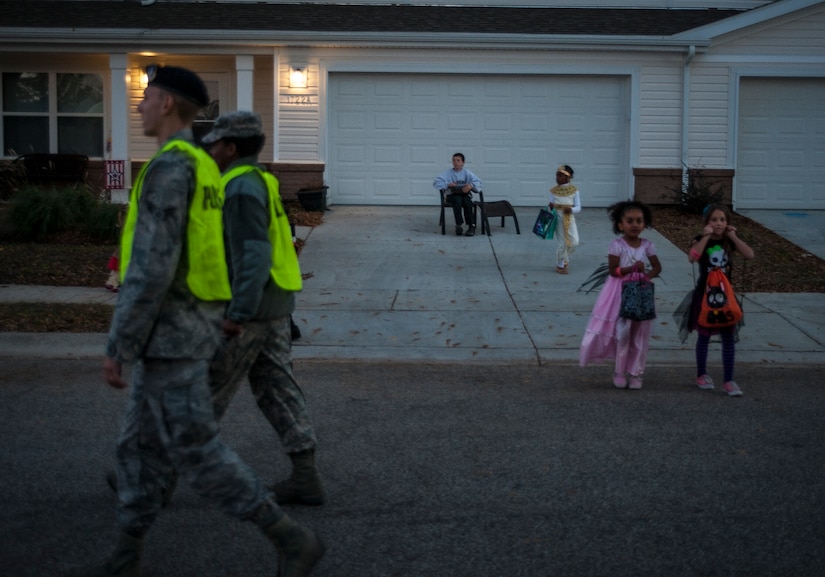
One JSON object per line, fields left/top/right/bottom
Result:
{"left": 138, "top": 68, "right": 149, "bottom": 89}
{"left": 289, "top": 66, "right": 307, "bottom": 89}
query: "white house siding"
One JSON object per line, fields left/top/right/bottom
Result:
{"left": 686, "top": 64, "right": 732, "bottom": 168}
{"left": 277, "top": 58, "right": 321, "bottom": 162}
{"left": 709, "top": 3, "right": 825, "bottom": 55}
{"left": 637, "top": 61, "right": 684, "bottom": 168}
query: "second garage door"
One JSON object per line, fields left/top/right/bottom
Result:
{"left": 737, "top": 77, "right": 825, "bottom": 210}
{"left": 327, "top": 73, "right": 630, "bottom": 207}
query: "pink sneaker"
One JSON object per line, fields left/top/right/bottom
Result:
{"left": 696, "top": 374, "right": 714, "bottom": 390}
{"left": 723, "top": 381, "right": 743, "bottom": 397}
{"left": 613, "top": 373, "right": 627, "bottom": 388}
{"left": 628, "top": 376, "right": 643, "bottom": 390}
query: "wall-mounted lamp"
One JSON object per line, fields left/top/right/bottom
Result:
{"left": 289, "top": 66, "right": 308, "bottom": 89}
{"left": 139, "top": 70, "right": 149, "bottom": 89}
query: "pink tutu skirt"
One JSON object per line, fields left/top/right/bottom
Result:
{"left": 579, "top": 275, "right": 623, "bottom": 366}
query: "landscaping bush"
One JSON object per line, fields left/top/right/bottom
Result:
{"left": 82, "top": 201, "right": 124, "bottom": 242}
{"left": 8, "top": 184, "right": 122, "bottom": 243}
{"left": 665, "top": 165, "right": 725, "bottom": 215}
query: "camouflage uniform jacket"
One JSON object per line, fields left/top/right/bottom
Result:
{"left": 223, "top": 156, "right": 295, "bottom": 324}
{"left": 105, "top": 129, "right": 224, "bottom": 363}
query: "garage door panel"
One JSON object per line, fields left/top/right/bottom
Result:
{"left": 337, "top": 178, "right": 369, "bottom": 200}
{"left": 446, "top": 112, "right": 475, "bottom": 130}
{"left": 775, "top": 184, "right": 805, "bottom": 203}
{"left": 336, "top": 80, "right": 367, "bottom": 97}
{"left": 329, "top": 73, "right": 629, "bottom": 206}
{"left": 593, "top": 146, "right": 624, "bottom": 167}
{"left": 411, "top": 113, "right": 439, "bottom": 130}
{"left": 374, "top": 113, "right": 402, "bottom": 130}
{"left": 590, "top": 180, "right": 625, "bottom": 206}
{"left": 520, "top": 146, "right": 551, "bottom": 167}
{"left": 374, "top": 80, "right": 402, "bottom": 96}
{"left": 558, "top": 113, "right": 586, "bottom": 133}
{"left": 481, "top": 142, "right": 512, "bottom": 157}
{"left": 737, "top": 77, "right": 825, "bottom": 209}
{"left": 373, "top": 146, "right": 402, "bottom": 164}
{"left": 447, "top": 82, "right": 474, "bottom": 97}
{"left": 485, "top": 179, "right": 516, "bottom": 198}
{"left": 484, "top": 114, "right": 512, "bottom": 131}
{"left": 814, "top": 183, "right": 825, "bottom": 202}
{"left": 373, "top": 180, "right": 404, "bottom": 199}
{"left": 410, "top": 146, "right": 439, "bottom": 164}
{"left": 336, "top": 111, "right": 366, "bottom": 130}
{"left": 335, "top": 145, "right": 366, "bottom": 164}
{"left": 410, "top": 178, "right": 439, "bottom": 201}
{"left": 740, "top": 182, "right": 768, "bottom": 202}
{"left": 777, "top": 150, "right": 805, "bottom": 170}
{"left": 740, "top": 116, "right": 770, "bottom": 136}
{"left": 739, "top": 147, "right": 767, "bottom": 168}
{"left": 560, "top": 147, "right": 587, "bottom": 167}
{"left": 520, "top": 114, "right": 550, "bottom": 132}
{"left": 778, "top": 118, "right": 807, "bottom": 137}
{"left": 815, "top": 145, "right": 825, "bottom": 168}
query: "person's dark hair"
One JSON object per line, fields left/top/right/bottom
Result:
{"left": 561, "top": 164, "right": 574, "bottom": 178}
{"left": 452, "top": 152, "right": 465, "bottom": 162}
{"left": 607, "top": 200, "right": 653, "bottom": 235}
{"left": 224, "top": 134, "right": 266, "bottom": 158}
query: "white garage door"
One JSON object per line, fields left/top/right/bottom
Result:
{"left": 328, "top": 73, "right": 630, "bottom": 207}
{"left": 737, "top": 77, "right": 825, "bottom": 210}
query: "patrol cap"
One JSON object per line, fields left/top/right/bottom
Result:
{"left": 201, "top": 111, "right": 263, "bottom": 144}
{"left": 146, "top": 64, "right": 209, "bottom": 107}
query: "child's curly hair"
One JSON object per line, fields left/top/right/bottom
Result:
{"left": 607, "top": 201, "right": 653, "bottom": 235}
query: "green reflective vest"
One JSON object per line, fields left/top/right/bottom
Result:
{"left": 221, "top": 165, "right": 303, "bottom": 292}
{"left": 120, "top": 139, "right": 231, "bottom": 301}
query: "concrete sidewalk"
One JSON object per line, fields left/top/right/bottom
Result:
{"left": 1, "top": 206, "right": 823, "bottom": 364}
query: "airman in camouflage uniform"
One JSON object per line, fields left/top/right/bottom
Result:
{"left": 203, "top": 110, "right": 325, "bottom": 506}
{"left": 75, "top": 66, "right": 323, "bottom": 577}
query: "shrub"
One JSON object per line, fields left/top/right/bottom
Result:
{"left": 82, "top": 201, "right": 125, "bottom": 242}
{"left": 665, "top": 165, "right": 726, "bottom": 215}
{"left": 8, "top": 184, "right": 121, "bottom": 242}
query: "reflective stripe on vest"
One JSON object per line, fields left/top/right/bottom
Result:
{"left": 221, "top": 165, "right": 303, "bottom": 292}
{"left": 120, "top": 139, "right": 231, "bottom": 301}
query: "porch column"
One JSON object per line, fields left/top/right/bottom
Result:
{"left": 109, "top": 53, "right": 130, "bottom": 203}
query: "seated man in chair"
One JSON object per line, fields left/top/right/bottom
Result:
{"left": 434, "top": 152, "right": 482, "bottom": 236}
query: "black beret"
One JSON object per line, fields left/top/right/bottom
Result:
{"left": 147, "top": 65, "right": 209, "bottom": 107}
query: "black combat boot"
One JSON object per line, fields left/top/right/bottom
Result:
{"left": 264, "top": 514, "right": 325, "bottom": 577}
{"left": 71, "top": 532, "right": 143, "bottom": 577}
{"left": 270, "top": 449, "right": 326, "bottom": 506}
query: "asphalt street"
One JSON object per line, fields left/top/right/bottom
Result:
{"left": 1, "top": 358, "right": 823, "bottom": 577}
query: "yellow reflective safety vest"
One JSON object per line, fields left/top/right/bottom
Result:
{"left": 120, "top": 139, "right": 231, "bottom": 301}
{"left": 221, "top": 165, "right": 303, "bottom": 292}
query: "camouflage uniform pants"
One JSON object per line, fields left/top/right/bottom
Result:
{"left": 114, "top": 358, "right": 281, "bottom": 536}
{"left": 209, "top": 316, "right": 317, "bottom": 454}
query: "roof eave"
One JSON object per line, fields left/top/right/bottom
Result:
{"left": 0, "top": 28, "right": 711, "bottom": 52}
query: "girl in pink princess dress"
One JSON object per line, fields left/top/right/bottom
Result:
{"left": 579, "top": 201, "right": 662, "bottom": 389}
